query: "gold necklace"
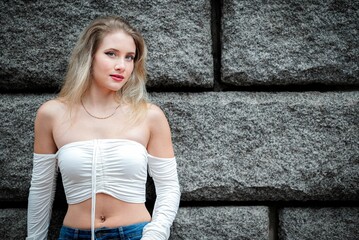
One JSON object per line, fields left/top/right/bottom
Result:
{"left": 81, "top": 99, "right": 121, "bottom": 119}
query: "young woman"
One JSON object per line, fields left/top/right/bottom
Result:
{"left": 27, "top": 16, "right": 181, "bottom": 240}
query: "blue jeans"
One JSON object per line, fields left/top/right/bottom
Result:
{"left": 58, "top": 222, "right": 149, "bottom": 240}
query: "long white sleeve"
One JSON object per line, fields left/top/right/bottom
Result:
{"left": 27, "top": 153, "right": 58, "bottom": 240}
{"left": 142, "top": 154, "right": 181, "bottom": 240}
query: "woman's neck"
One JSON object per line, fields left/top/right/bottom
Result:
{"left": 83, "top": 86, "right": 121, "bottom": 108}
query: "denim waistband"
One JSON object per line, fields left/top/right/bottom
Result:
{"left": 59, "top": 221, "right": 149, "bottom": 240}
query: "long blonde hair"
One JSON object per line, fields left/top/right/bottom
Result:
{"left": 58, "top": 16, "right": 148, "bottom": 121}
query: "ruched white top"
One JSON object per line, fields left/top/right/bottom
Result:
{"left": 27, "top": 139, "right": 181, "bottom": 240}
{"left": 58, "top": 139, "right": 148, "bottom": 204}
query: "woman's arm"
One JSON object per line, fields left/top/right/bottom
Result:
{"left": 27, "top": 100, "right": 58, "bottom": 240}
{"left": 146, "top": 104, "right": 174, "bottom": 158}
{"left": 142, "top": 105, "right": 181, "bottom": 240}
{"left": 33, "top": 100, "right": 58, "bottom": 154}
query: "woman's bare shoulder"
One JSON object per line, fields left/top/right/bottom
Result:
{"left": 36, "top": 98, "right": 67, "bottom": 121}
{"left": 146, "top": 103, "right": 166, "bottom": 120}
{"left": 145, "top": 103, "right": 174, "bottom": 157}
{"left": 34, "top": 99, "right": 66, "bottom": 153}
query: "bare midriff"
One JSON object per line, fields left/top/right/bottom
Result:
{"left": 63, "top": 193, "right": 151, "bottom": 229}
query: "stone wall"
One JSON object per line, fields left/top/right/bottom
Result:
{"left": 0, "top": 0, "right": 358, "bottom": 239}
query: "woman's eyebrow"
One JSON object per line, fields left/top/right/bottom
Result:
{"left": 105, "top": 48, "right": 119, "bottom": 52}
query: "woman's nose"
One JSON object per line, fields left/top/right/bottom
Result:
{"left": 115, "top": 59, "right": 125, "bottom": 71}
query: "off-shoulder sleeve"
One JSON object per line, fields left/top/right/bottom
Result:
{"left": 26, "top": 153, "right": 58, "bottom": 240}
{"left": 142, "top": 154, "right": 181, "bottom": 240}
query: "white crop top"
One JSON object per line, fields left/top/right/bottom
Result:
{"left": 27, "top": 139, "right": 181, "bottom": 240}
{"left": 58, "top": 139, "right": 148, "bottom": 204}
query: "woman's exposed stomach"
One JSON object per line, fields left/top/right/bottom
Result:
{"left": 63, "top": 193, "right": 151, "bottom": 229}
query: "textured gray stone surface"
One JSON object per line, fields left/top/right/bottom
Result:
{"left": 279, "top": 207, "right": 359, "bottom": 240}
{"left": 0, "top": 94, "right": 42, "bottom": 201}
{"left": 154, "top": 92, "right": 359, "bottom": 201}
{"left": 0, "top": 92, "right": 358, "bottom": 201}
{"left": 222, "top": 0, "right": 359, "bottom": 86}
{"left": 0, "top": 0, "right": 213, "bottom": 91}
{"left": 170, "top": 206, "right": 268, "bottom": 240}
{"left": 0, "top": 208, "right": 27, "bottom": 239}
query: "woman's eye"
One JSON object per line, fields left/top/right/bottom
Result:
{"left": 105, "top": 52, "right": 116, "bottom": 57}
{"left": 125, "top": 55, "right": 135, "bottom": 61}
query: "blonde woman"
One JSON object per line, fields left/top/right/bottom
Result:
{"left": 27, "top": 16, "right": 180, "bottom": 240}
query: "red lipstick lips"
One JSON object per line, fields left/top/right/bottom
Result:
{"left": 110, "top": 74, "right": 124, "bottom": 82}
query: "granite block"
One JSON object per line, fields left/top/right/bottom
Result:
{"left": 222, "top": 0, "right": 359, "bottom": 85}
{"left": 0, "top": 0, "right": 213, "bottom": 91}
{"left": 279, "top": 207, "right": 359, "bottom": 240}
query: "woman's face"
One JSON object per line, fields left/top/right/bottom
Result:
{"left": 91, "top": 30, "right": 136, "bottom": 93}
